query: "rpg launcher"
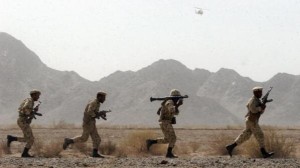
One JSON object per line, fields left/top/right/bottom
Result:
{"left": 150, "top": 95, "right": 189, "bottom": 102}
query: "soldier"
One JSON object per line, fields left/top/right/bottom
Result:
{"left": 63, "top": 91, "right": 107, "bottom": 158}
{"left": 226, "top": 87, "right": 274, "bottom": 158}
{"left": 146, "top": 89, "right": 183, "bottom": 158}
{"left": 7, "top": 90, "right": 41, "bottom": 157}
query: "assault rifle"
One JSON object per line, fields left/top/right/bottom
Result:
{"left": 95, "top": 109, "right": 112, "bottom": 120}
{"left": 27, "top": 101, "right": 42, "bottom": 122}
{"left": 150, "top": 95, "right": 189, "bottom": 102}
{"left": 261, "top": 87, "right": 273, "bottom": 105}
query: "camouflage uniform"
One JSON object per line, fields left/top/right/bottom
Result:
{"left": 16, "top": 98, "right": 35, "bottom": 149}
{"left": 72, "top": 99, "right": 101, "bottom": 149}
{"left": 156, "top": 99, "right": 178, "bottom": 148}
{"left": 235, "top": 93, "right": 265, "bottom": 148}
{"left": 226, "top": 87, "right": 274, "bottom": 158}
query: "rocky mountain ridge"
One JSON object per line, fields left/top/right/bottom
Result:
{"left": 1, "top": 32, "right": 299, "bottom": 126}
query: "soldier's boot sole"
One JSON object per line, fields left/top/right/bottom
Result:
{"left": 92, "top": 154, "right": 105, "bottom": 158}
{"left": 263, "top": 152, "right": 274, "bottom": 158}
{"left": 166, "top": 153, "right": 178, "bottom": 158}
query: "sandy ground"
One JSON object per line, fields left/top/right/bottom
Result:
{"left": 1, "top": 127, "right": 300, "bottom": 167}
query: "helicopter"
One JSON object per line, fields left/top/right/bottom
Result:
{"left": 195, "top": 7, "right": 206, "bottom": 15}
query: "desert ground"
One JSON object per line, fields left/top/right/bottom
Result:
{"left": 0, "top": 126, "right": 300, "bottom": 168}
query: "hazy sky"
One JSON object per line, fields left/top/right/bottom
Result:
{"left": 1, "top": 0, "right": 300, "bottom": 82}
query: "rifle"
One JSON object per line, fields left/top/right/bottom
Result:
{"left": 95, "top": 109, "right": 112, "bottom": 120}
{"left": 27, "top": 101, "right": 42, "bottom": 122}
{"left": 150, "top": 95, "right": 189, "bottom": 102}
{"left": 261, "top": 87, "right": 273, "bottom": 105}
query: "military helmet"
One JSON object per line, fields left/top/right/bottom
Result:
{"left": 97, "top": 91, "right": 107, "bottom": 97}
{"left": 252, "top": 86, "right": 263, "bottom": 92}
{"left": 170, "top": 89, "right": 181, "bottom": 96}
{"left": 30, "top": 89, "right": 41, "bottom": 95}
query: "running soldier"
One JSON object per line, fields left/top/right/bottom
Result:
{"left": 7, "top": 90, "right": 41, "bottom": 157}
{"left": 146, "top": 89, "right": 183, "bottom": 158}
{"left": 226, "top": 87, "right": 274, "bottom": 158}
{"left": 63, "top": 91, "right": 107, "bottom": 158}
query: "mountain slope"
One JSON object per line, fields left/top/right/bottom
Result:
{"left": 0, "top": 32, "right": 299, "bottom": 126}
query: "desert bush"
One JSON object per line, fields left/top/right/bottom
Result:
{"left": 118, "top": 130, "right": 157, "bottom": 156}
{"left": 32, "top": 138, "right": 44, "bottom": 156}
{"left": 207, "top": 133, "right": 242, "bottom": 156}
{"left": 188, "top": 141, "right": 201, "bottom": 153}
{"left": 0, "top": 140, "right": 11, "bottom": 155}
{"left": 32, "top": 138, "right": 62, "bottom": 157}
{"left": 148, "top": 144, "right": 165, "bottom": 156}
{"left": 174, "top": 142, "right": 192, "bottom": 155}
{"left": 42, "top": 141, "right": 63, "bottom": 158}
{"left": 74, "top": 142, "right": 92, "bottom": 156}
{"left": 242, "top": 129, "right": 296, "bottom": 158}
{"left": 100, "top": 140, "right": 117, "bottom": 155}
{"left": 51, "top": 120, "right": 76, "bottom": 129}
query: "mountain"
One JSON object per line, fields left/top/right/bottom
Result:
{"left": 0, "top": 32, "right": 98, "bottom": 124}
{"left": 0, "top": 32, "right": 299, "bottom": 126}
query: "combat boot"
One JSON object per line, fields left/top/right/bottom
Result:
{"left": 260, "top": 148, "right": 274, "bottom": 158}
{"left": 92, "top": 149, "right": 104, "bottom": 158}
{"left": 226, "top": 142, "right": 237, "bottom": 157}
{"left": 166, "top": 147, "right": 178, "bottom": 158}
{"left": 7, "top": 135, "right": 17, "bottom": 147}
{"left": 21, "top": 147, "right": 33, "bottom": 158}
{"left": 63, "top": 138, "right": 74, "bottom": 150}
{"left": 146, "top": 139, "right": 157, "bottom": 151}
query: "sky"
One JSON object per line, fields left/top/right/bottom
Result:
{"left": 0, "top": 0, "right": 300, "bottom": 82}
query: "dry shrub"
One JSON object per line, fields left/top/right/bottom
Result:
{"left": 74, "top": 142, "right": 92, "bottom": 156}
{"left": 51, "top": 120, "right": 76, "bottom": 129}
{"left": 174, "top": 142, "right": 191, "bottom": 155}
{"left": 100, "top": 140, "right": 117, "bottom": 155}
{"left": 148, "top": 144, "right": 165, "bottom": 156}
{"left": 32, "top": 138, "right": 44, "bottom": 156}
{"left": 118, "top": 130, "right": 157, "bottom": 156}
{"left": 42, "top": 141, "right": 63, "bottom": 158}
{"left": 242, "top": 129, "right": 296, "bottom": 158}
{"left": 32, "top": 138, "right": 62, "bottom": 157}
{"left": 208, "top": 133, "right": 242, "bottom": 156}
{"left": 0, "top": 140, "right": 11, "bottom": 155}
{"left": 189, "top": 141, "right": 201, "bottom": 153}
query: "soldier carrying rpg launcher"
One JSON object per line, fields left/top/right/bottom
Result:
{"left": 147, "top": 89, "right": 188, "bottom": 158}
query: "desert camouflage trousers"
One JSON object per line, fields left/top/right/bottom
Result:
{"left": 156, "top": 121, "right": 177, "bottom": 148}
{"left": 72, "top": 122, "right": 101, "bottom": 149}
{"left": 235, "top": 119, "right": 265, "bottom": 148}
{"left": 17, "top": 118, "right": 35, "bottom": 149}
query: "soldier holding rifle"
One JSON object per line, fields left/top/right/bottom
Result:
{"left": 63, "top": 91, "right": 111, "bottom": 158}
{"left": 7, "top": 89, "right": 42, "bottom": 157}
{"left": 226, "top": 87, "right": 274, "bottom": 158}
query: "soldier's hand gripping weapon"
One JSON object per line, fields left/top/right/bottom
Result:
{"left": 150, "top": 95, "right": 189, "bottom": 102}
{"left": 95, "top": 109, "right": 112, "bottom": 120}
{"left": 262, "top": 87, "right": 273, "bottom": 105}
{"left": 28, "top": 101, "right": 42, "bottom": 121}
